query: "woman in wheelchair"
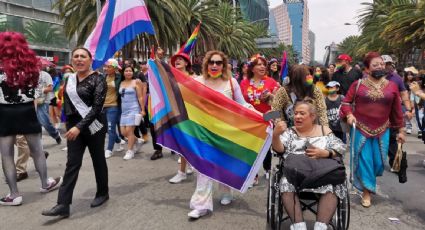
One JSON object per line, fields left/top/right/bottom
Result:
{"left": 272, "top": 99, "right": 346, "bottom": 230}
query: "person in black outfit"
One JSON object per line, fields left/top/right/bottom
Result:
{"left": 42, "top": 47, "right": 108, "bottom": 217}
{"left": 332, "top": 54, "right": 363, "bottom": 96}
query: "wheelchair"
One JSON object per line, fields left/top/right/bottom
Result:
{"left": 267, "top": 154, "right": 350, "bottom": 230}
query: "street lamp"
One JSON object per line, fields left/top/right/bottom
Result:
{"left": 96, "top": 0, "right": 101, "bottom": 18}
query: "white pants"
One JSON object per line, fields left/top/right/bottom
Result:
{"left": 189, "top": 173, "right": 232, "bottom": 211}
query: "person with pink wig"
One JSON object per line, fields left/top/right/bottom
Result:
{"left": 0, "top": 31, "right": 62, "bottom": 206}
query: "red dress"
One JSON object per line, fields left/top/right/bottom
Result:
{"left": 240, "top": 76, "right": 279, "bottom": 113}
{"left": 340, "top": 79, "right": 404, "bottom": 138}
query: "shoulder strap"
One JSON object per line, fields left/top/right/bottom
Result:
{"left": 352, "top": 79, "right": 362, "bottom": 110}
{"left": 229, "top": 78, "right": 235, "bottom": 100}
{"left": 321, "top": 125, "right": 325, "bottom": 136}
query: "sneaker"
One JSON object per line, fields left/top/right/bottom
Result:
{"left": 40, "top": 177, "right": 63, "bottom": 193}
{"left": 265, "top": 171, "right": 270, "bottom": 180}
{"left": 16, "top": 172, "right": 28, "bottom": 182}
{"left": 55, "top": 135, "right": 62, "bottom": 145}
{"left": 61, "top": 147, "right": 68, "bottom": 151}
{"left": 0, "top": 195, "right": 23, "bottom": 206}
{"left": 105, "top": 150, "right": 113, "bottom": 159}
{"left": 123, "top": 150, "right": 135, "bottom": 160}
{"left": 115, "top": 140, "right": 125, "bottom": 152}
{"left": 186, "top": 165, "right": 194, "bottom": 175}
{"left": 188, "top": 209, "right": 208, "bottom": 219}
{"left": 220, "top": 194, "right": 233, "bottom": 205}
{"left": 406, "top": 128, "right": 412, "bottom": 134}
{"left": 169, "top": 170, "right": 187, "bottom": 184}
{"left": 137, "top": 138, "right": 145, "bottom": 145}
{"left": 418, "top": 132, "right": 422, "bottom": 139}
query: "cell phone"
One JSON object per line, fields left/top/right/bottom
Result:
{"left": 263, "top": 110, "right": 281, "bottom": 121}
{"left": 305, "top": 140, "right": 314, "bottom": 149}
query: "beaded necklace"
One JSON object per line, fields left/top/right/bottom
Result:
{"left": 247, "top": 77, "right": 265, "bottom": 105}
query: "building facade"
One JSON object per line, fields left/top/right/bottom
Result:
{"left": 270, "top": 4, "right": 292, "bottom": 46}
{"left": 0, "top": 0, "right": 73, "bottom": 66}
{"left": 308, "top": 30, "right": 315, "bottom": 65}
{"left": 283, "top": 0, "right": 310, "bottom": 63}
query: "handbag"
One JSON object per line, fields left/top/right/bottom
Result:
{"left": 283, "top": 128, "right": 346, "bottom": 190}
{"left": 392, "top": 143, "right": 407, "bottom": 183}
{"left": 340, "top": 79, "right": 362, "bottom": 133}
{"left": 283, "top": 154, "right": 346, "bottom": 190}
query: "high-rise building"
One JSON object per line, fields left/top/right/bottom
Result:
{"left": 309, "top": 30, "right": 315, "bottom": 64}
{"left": 231, "top": 0, "right": 270, "bottom": 26}
{"left": 0, "top": 0, "right": 73, "bottom": 66}
{"left": 283, "top": 0, "right": 310, "bottom": 63}
{"left": 270, "top": 4, "right": 292, "bottom": 46}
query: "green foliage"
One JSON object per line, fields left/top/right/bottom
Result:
{"left": 24, "top": 20, "right": 67, "bottom": 47}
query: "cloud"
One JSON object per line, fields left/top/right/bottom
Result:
{"left": 269, "top": 0, "right": 372, "bottom": 62}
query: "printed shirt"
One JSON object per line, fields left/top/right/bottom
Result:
{"left": 240, "top": 76, "right": 279, "bottom": 113}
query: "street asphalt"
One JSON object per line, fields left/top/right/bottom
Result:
{"left": 0, "top": 127, "right": 424, "bottom": 230}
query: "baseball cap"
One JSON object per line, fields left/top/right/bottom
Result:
{"left": 326, "top": 81, "right": 341, "bottom": 88}
{"left": 404, "top": 66, "right": 418, "bottom": 75}
{"left": 337, "top": 54, "right": 352, "bottom": 63}
{"left": 381, "top": 55, "right": 394, "bottom": 63}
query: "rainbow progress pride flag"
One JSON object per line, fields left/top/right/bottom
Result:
{"left": 84, "top": 0, "right": 155, "bottom": 69}
{"left": 148, "top": 60, "right": 272, "bottom": 193}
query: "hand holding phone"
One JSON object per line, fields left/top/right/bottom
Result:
{"left": 263, "top": 110, "right": 281, "bottom": 121}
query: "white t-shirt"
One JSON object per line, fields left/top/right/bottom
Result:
{"left": 37, "top": 71, "right": 54, "bottom": 104}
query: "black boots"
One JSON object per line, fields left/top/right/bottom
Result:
{"left": 42, "top": 204, "right": 70, "bottom": 218}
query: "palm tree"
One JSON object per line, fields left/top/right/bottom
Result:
{"left": 24, "top": 20, "right": 67, "bottom": 47}
{"left": 338, "top": 35, "right": 361, "bottom": 62}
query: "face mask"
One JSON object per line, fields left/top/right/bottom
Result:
{"left": 371, "top": 70, "right": 386, "bottom": 79}
{"left": 327, "top": 89, "right": 337, "bottom": 95}
{"left": 335, "top": 64, "right": 343, "bottom": 71}
{"left": 305, "top": 75, "right": 314, "bottom": 86}
{"left": 208, "top": 70, "right": 222, "bottom": 79}
{"left": 314, "top": 72, "right": 321, "bottom": 79}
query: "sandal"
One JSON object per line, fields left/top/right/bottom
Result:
{"left": 361, "top": 198, "right": 371, "bottom": 208}
{"left": 150, "top": 150, "right": 163, "bottom": 160}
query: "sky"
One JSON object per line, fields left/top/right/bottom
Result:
{"left": 269, "top": 0, "right": 373, "bottom": 62}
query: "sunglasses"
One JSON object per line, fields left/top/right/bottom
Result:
{"left": 208, "top": 60, "right": 223, "bottom": 66}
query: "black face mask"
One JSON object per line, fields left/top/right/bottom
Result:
{"left": 371, "top": 70, "right": 387, "bottom": 79}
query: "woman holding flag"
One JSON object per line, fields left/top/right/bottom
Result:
{"left": 240, "top": 55, "right": 279, "bottom": 184}
{"left": 188, "top": 50, "right": 254, "bottom": 219}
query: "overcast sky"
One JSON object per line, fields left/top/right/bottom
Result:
{"left": 269, "top": 0, "right": 372, "bottom": 62}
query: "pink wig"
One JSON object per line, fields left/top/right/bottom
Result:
{"left": 0, "top": 31, "right": 40, "bottom": 89}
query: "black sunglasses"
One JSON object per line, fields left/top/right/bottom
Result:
{"left": 208, "top": 60, "right": 223, "bottom": 66}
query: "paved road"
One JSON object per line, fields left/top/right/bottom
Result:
{"left": 0, "top": 130, "right": 424, "bottom": 230}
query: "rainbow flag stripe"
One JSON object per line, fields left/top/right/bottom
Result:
{"left": 148, "top": 60, "right": 272, "bottom": 193}
{"left": 178, "top": 23, "right": 201, "bottom": 55}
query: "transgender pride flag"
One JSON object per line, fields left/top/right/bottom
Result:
{"left": 84, "top": 0, "right": 155, "bottom": 69}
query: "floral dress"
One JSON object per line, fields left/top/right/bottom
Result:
{"left": 279, "top": 128, "right": 347, "bottom": 199}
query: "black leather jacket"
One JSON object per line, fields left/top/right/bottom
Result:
{"left": 64, "top": 72, "right": 107, "bottom": 131}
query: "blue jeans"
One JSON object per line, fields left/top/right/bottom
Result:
{"left": 105, "top": 106, "right": 121, "bottom": 151}
{"left": 36, "top": 103, "right": 60, "bottom": 139}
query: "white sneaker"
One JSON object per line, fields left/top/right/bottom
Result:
{"left": 61, "top": 147, "right": 68, "bottom": 151}
{"left": 220, "top": 194, "right": 233, "bottom": 205}
{"left": 188, "top": 209, "right": 208, "bottom": 219}
{"left": 115, "top": 140, "right": 125, "bottom": 152}
{"left": 105, "top": 150, "right": 113, "bottom": 159}
{"left": 123, "top": 150, "right": 134, "bottom": 160}
{"left": 40, "top": 177, "right": 63, "bottom": 193}
{"left": 186, "top": 165, "right": 194, "bottom": 175}
{"left": 406, "top": 128, "right": 412, "bottom": 134}
{"left": 178, "top": 157, "right": 181, "bottom": 164}
{"left": 0, "top": 194, "right": 23, "bottom": 206}
{"left": 265, "top": 171, "right": 270, "bottom": 179}
{"left": 137, "top": 138, "right": 145, "bottom": 145}
{"left": 169, "top": 170, "right": 187, "bottom": 184}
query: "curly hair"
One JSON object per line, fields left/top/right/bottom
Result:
{"left": 247, "top": 56, "right": 268, "bottom": 79}
{"left": 202, "top": 50, "right": 230, "bottom": 80}
{"left": 0, "top": 31, "right": 40, "bottom": 89}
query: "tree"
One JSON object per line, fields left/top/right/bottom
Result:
{"left": 24, "top": 20, "right": 67, "bottom": 47}
{"left": 338, "top": 35, "right": 362, "bottom": 63}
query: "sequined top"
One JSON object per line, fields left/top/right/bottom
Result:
{"left": 340, "top": 79, "right": 404, "bottom": 138}
{"left": 271, "top": 85, "right": 329, "bottom": 126}
{"left": 0, "top": 72, "right": 41, "bottom": 104}
{"left": 63, "top": 72, "right": 107, "bottom": 131}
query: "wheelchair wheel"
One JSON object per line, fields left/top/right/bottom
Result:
{"left": 335, "top": 192, "right": 350, "bottom": 230}
{"left": 273, "top": 187, "right": 282, "bottom": 230}
{"left": 267, "top": 172, "right": 276, "bottom": 228}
